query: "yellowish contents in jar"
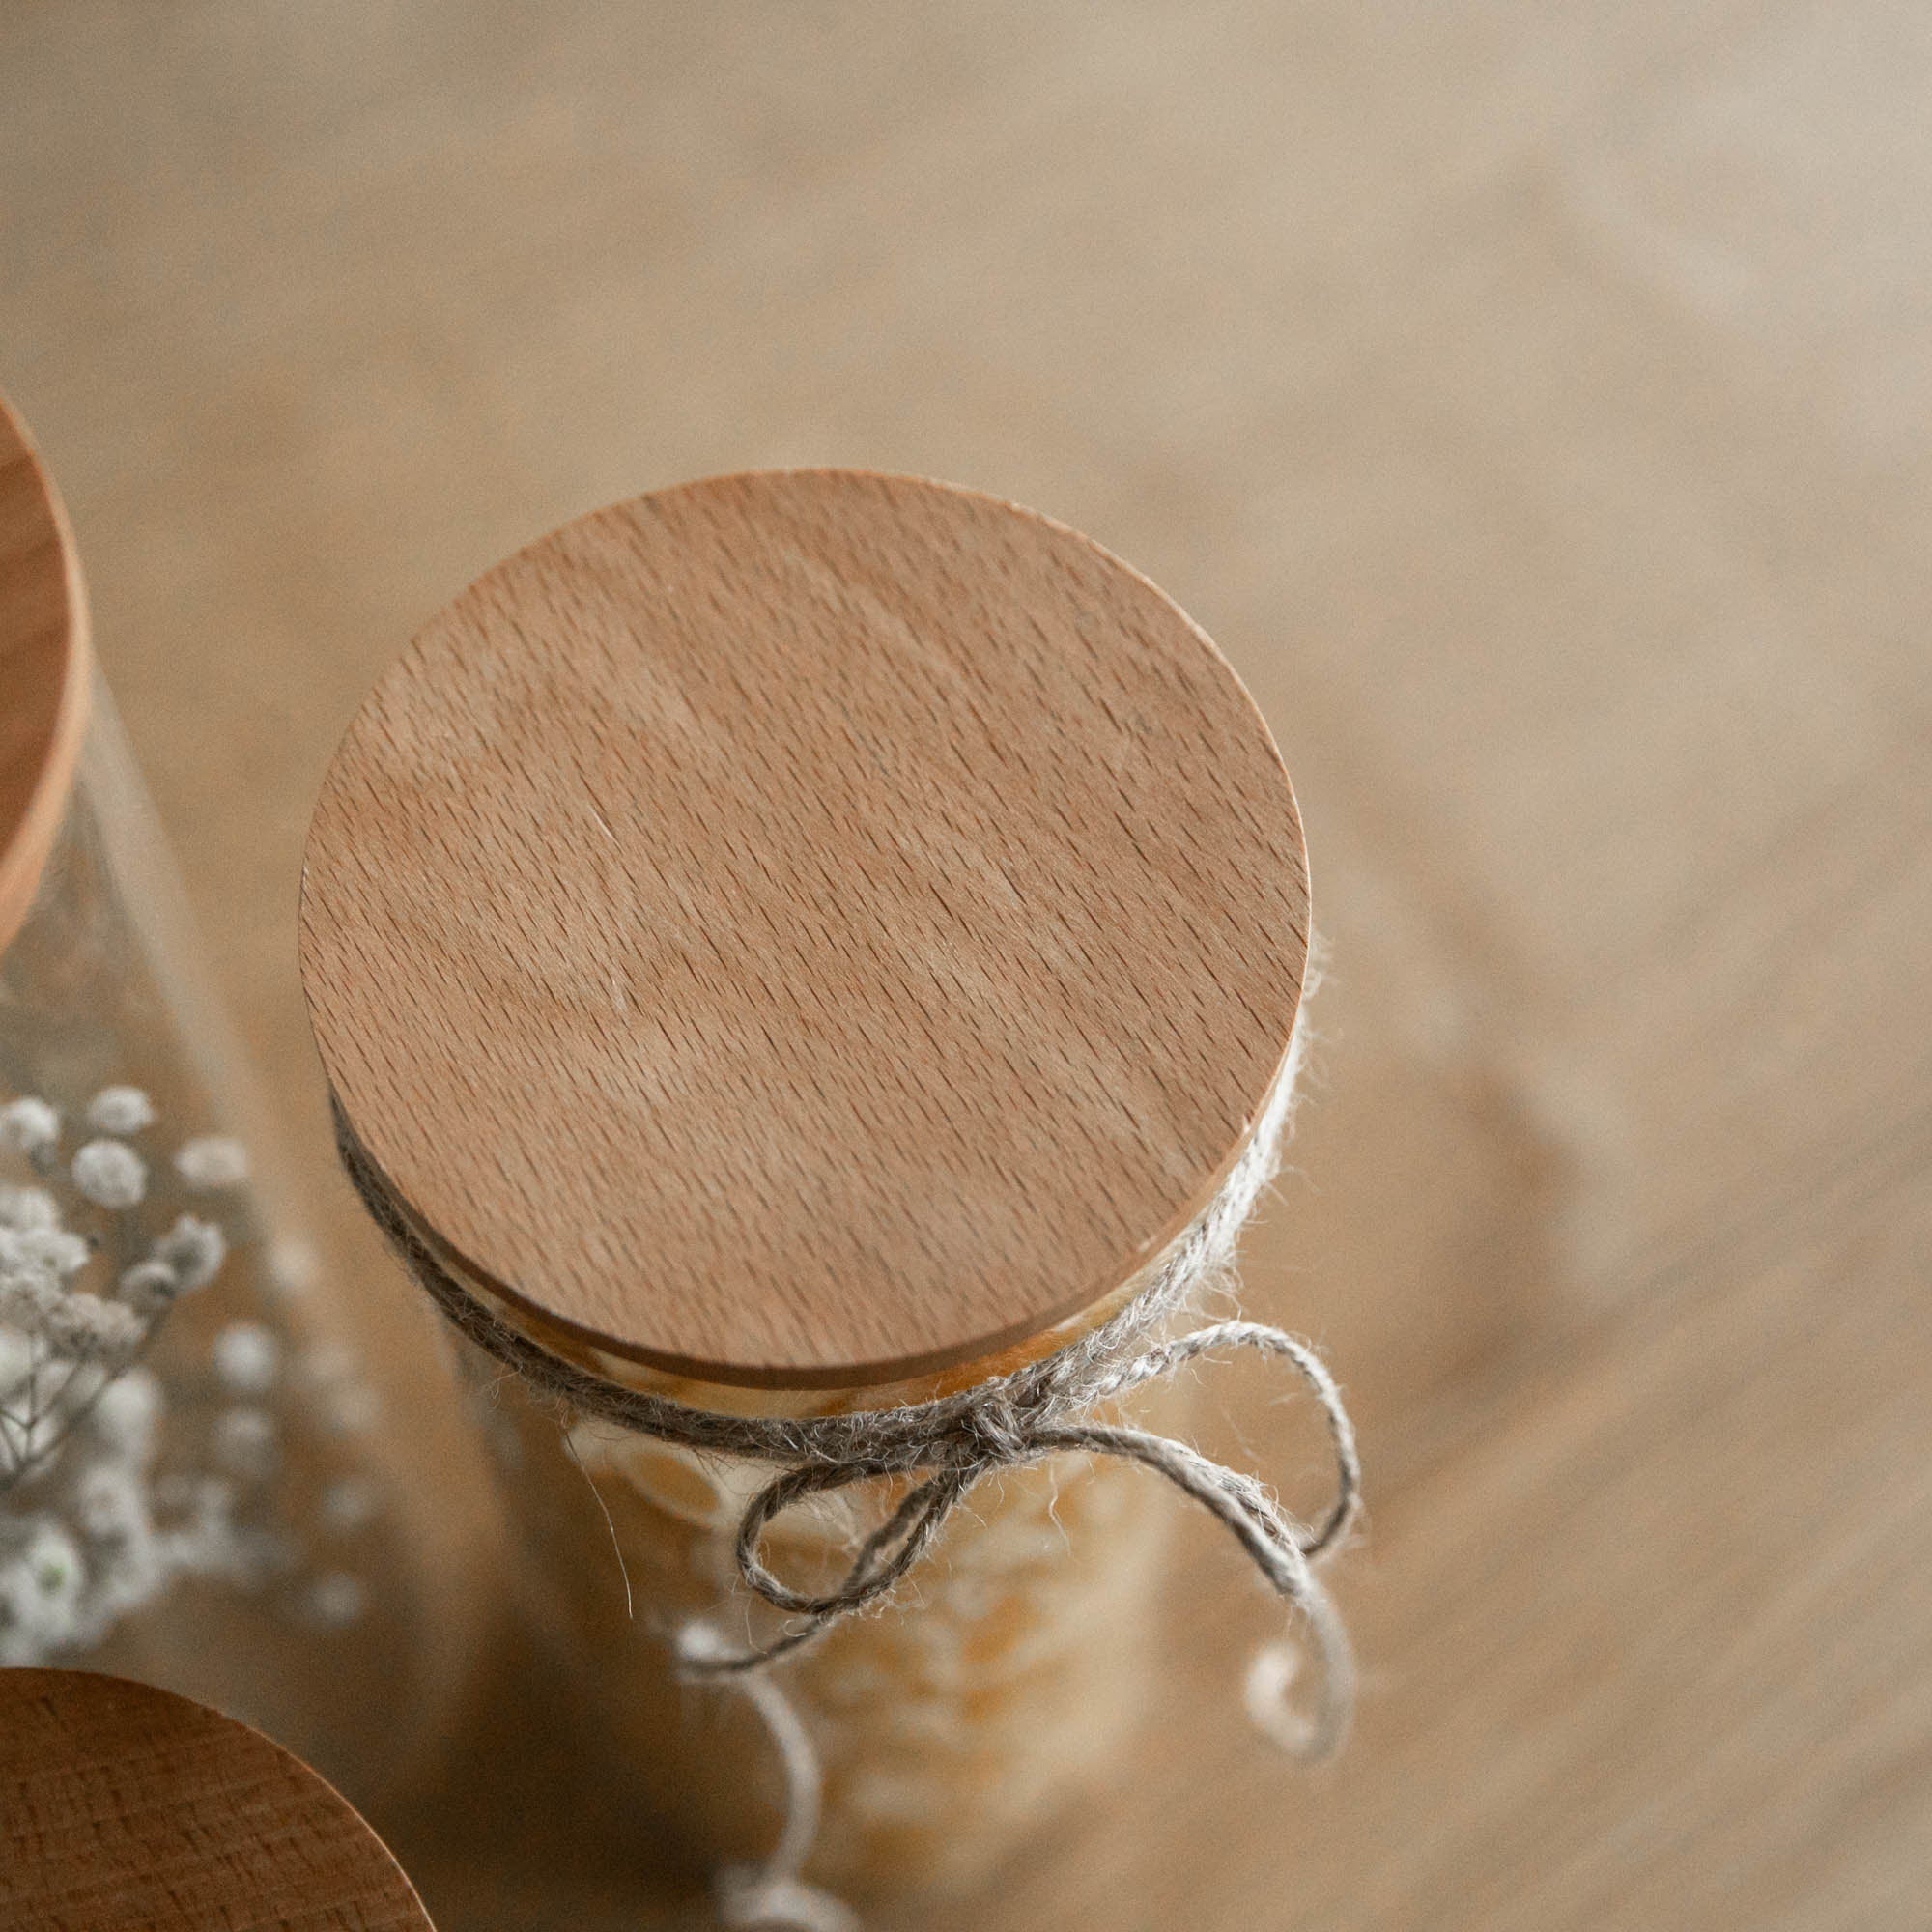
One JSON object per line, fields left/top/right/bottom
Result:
{"left": 450, "top": 1279, "right": 1187, "bottom": 1900}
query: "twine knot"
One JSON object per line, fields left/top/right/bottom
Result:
{"left": 952, "top": 1389, "right": 1029, "bottom": 1463}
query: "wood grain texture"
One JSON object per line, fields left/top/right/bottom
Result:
{"left": 0, "top": 1670, "right": 434, "bottom": 1932}
{"left": 0, "top": 387, "right": 89, "bottom": 954}
{"left": 299, "top": 470, "right": 1306, "bottom": 1385}
{"left": 6, "top": 4, "right": 1931, "bottom": 1928}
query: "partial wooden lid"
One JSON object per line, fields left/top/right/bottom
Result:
{"left": 0, "top": 388, "right": 91, "bottom": 955}
{"left": 0, "top": 1670, "right": 434, "bottom": 1932}
{"left": 301, "top": 470, "right": 1307, "bottom": 1388}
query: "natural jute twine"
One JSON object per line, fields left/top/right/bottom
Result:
{"left": 332, "top": 1017, "right": 1359, "bottom": 1924}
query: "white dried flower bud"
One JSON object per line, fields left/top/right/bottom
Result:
{"left": 302, "top": 1571, "right": 368, "bottom": 1628}
{"left": 43, "top": 1293, "right": 143, "bottom": 1361}
{"left": 11, "top": 1225, "right": 91, "bottom": 1279}
{"left": 21, "top": 1521, "right": 83, "bottom": 1616}
{"left": 89, "top": 1367, "right": 162, "bottom": 1461}
{"left": 213, "top": 1406, "right": 279, "bottom": 1480}
{"left": 89, "top": 1526, "right": 165, "bottom": 1620}
{"left": 155, "top": 1214, "right": 226, "bottom": 1293}
{"left": 0, "top": 1185, "right": 59, "bottom": 1232}
{"left": 0, "top": 1097, "right": 60, "bottom": 1154}
{"left": 319, "top": 1477, "right": 378, "bottom": 1535}
{"left": 71, "top": 1139, "right": 148, "bottom": 1210}
{"left": 174, "top": 1134, "right": 248, "bottom": 1190}
{"left": 118, "top": 1259, "right": 179, "bottom": 1316}
{"left": 211, "top": 1321, "right": 278, "bottom": 1396}
{"left": 0, "top": 1268, "right": 59, "bottom": 1329}
{"left": 156, "top": 1476, "right": 238, "bottom": 1577}
{"left": 85, "top": 1087, "right": 156, "bottom": 1135}
{"left": 74, "top": 1463, "right": 148, "bottom": 1539}
{"left": 0, "top": 1571, "right": 43, "bottom": 1664}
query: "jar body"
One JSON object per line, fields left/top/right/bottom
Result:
{"left": 452, "top": 1322, "right": 1181, "bottom": 1900}
{"left": 0, "top": 678, "right": 434, "bottom": 1802}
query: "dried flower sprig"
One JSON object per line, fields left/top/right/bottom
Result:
{"left": 0, "top": 1087, "right": 375, "bottom": 1663}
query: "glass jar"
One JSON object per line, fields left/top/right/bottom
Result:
{"left": 0, "top": 394, "right": 439, "bottom": 1805}
{"left": 300, "top": 469, "right": 1324, "bottom": 1906}
{"left": 441, "top": 1256, "right": 1192, "bottom": 1899}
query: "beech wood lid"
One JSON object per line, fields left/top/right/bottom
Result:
{"left": 0, "top": 1670, "right": 434, "bottom": 1932}
{"left": 0, "top": 389, "right": 90, "bottom": 956}
{"left": 300, "top": 471, "right": 1307, "bottom": 1388}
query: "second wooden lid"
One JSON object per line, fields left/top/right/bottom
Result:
{"left": 0, "top": 1670, "right": 433, "bottom": 1932}
{"left": 300, "top": 470, "right": 1307, "bottom": 1388}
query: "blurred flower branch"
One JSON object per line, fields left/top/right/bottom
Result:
{"left": 0, "top": 1087, "right": 271, "bottom": 1662}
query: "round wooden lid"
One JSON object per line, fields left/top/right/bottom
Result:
{"left": 0, "top": 1670, "right": 434, "bottom": 1932}
{"left": 301, "top": 470, "right": 1307, "bottom": 1388}
{"left": 0, "top": 388, "right": 90, "bottom": 956}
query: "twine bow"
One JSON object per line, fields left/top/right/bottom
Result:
{"left": 712, "top": 1312, "right": 1360, "bottom": 1759}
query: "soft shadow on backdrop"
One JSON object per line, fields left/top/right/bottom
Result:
{"left": 4, "top": 5, "right": 1928, "bottom": 1928}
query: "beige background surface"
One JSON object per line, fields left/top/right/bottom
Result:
{"left": 4, "top": 5, "right": 1928, "bottom": 1928}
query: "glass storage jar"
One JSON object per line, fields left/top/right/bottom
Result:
{"left": 300, "top": 470, "right": 1341, "bottom": 1903}
{"left": 0, "top": 390, "right": 440, "bottom": 1805}
{"left": 429, "top": 1241, "right": 1201, "bottom": 1898}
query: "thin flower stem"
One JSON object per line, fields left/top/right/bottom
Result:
{"left": 22, "top": 1336, "right": 43, "bottom": 1435}
{"left": 0, "top": 1320, "right": 161, "bottom": 1496}
{"left": 45, "top": 1321, "right": 158, "bottom": 1453}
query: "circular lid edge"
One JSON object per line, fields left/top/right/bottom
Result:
{"left": 301, "top": 469, "right": 1309, "bottom": 1389}
{"left": 0, "top": 1669, "right": 434, "bottom": 1928}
